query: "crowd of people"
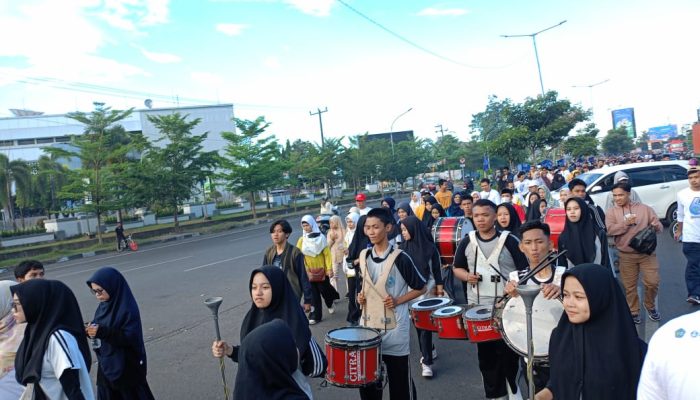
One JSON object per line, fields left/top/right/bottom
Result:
{"left": 1, "top": 157, "right": 699, "bottom": 400}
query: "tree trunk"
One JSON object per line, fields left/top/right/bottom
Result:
{"left": 96, "top": 209, "right": 103, "bottom": 244}
{"left": 250, "top": 192, "right": 257, "bottom": 219}
{"left": 173, "top": 200, "right": 180, "bottom": 230}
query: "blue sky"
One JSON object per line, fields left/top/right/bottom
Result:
{"left": 1, "top": 0, "right": 699, "bottom": 145}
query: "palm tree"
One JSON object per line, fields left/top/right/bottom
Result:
{"left": 0, "top": 155, "right": 31, "bottom": 230}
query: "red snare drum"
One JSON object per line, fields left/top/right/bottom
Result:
{"left": 544, "top": 208, "right": 566, "bottom": 250}
{"left": 410, "top": 297, "right": 453, "bottom": 332}
{"left": 325, "top": 327, "right": 382, "bottom": 388}
{"left": 432, "top": 217, "right": 467, "bottom": 265}
{"left": 463, "top": 305, "right": 502, "bottom": 342}
{"left": 431, "top": 305, "right": 468, "bottom": 340}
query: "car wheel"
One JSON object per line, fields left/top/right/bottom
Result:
{"left": 665, "top": 203, "right": 677, "bottom": 225}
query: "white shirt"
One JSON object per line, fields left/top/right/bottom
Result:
{"left": 638, "top": 310, "right": 700, "bottom": 400}
{"left": 358, "top": 206, "right": 371, "bottom": 216}
{"left": 677, "top": 187, "right": 700, "bottom": 243}
{"left": 509, "top": 266, "right": 566, "bottom": 287}
{"left": 39, "top": 330, "right": 95, "bottom": 400}
{"left": 480, "top": 189, "right": 501, "bottom": 205}
{"left": 514, "top": 179, "right": 528, "bottom": 196}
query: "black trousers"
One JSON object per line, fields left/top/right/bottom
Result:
{"left": 359, "top": 354, "right": 416, "bottom": 400}
{"left": 309, "top": 277, "right": 339, "bottom": 321}
{"left": 346, "top": 276, "right": 361, "bottom": 324}
{"left": 414, "top": 326, "right": 434, "bottom": 366}
{"left": 476, "top": 340, "right": 520, "bottom": 398}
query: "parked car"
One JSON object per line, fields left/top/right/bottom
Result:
{"left": 553, "top": 160, "right": 688, "bottom": 223}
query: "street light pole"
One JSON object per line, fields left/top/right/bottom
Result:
{"left": 390, "top": 107, "right": 413, "bottom": 156}
{"left": 572, "top": 78, "right": 610, "bottom": 115}
{"left": 309, "top": 107, "right": 328, "bottom": 146}
{"left": 502, "top": 20, "right": 567, "bottom": 97}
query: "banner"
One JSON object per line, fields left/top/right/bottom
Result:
{"left": 611, "top": 108, "right": 636, "bottom": 138}
{"left": 647, "top": 125, "right": 678, "bottom": 141}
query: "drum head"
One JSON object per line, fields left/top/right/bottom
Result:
{"left": 411, "top": 297, "right": 452, "bottom": 310}
{"left": 431, "top": 305, "right": 464, "bottom": 317}
{"left": 500, "top": 295, "right": 564, "bottom": 358}
{"left": 464, "top": 305, "right": 493, "bottom": 320}
{"left": 326, "top": 327, "right": 381, "bottom": 346}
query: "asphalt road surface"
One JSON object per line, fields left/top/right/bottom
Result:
{"left": 2, "top": 213, "right": 694, "bottom": 399}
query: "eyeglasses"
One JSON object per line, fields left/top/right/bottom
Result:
{"left": 91, "top": 288, "right": 105, "bottom": 295}
{"left": 11, "top": 302, "right": 21, "bottom": 311}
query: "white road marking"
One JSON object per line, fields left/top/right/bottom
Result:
{"left": 54, "top": 256, "right": 194, "bottom": 279}
{"left": 183, "top": 251, "right": 263, "bottom": 272}
{"left": 121, "top": 256, "right": 193, "bottom": 273}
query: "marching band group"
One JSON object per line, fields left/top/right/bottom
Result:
{"left": 212, "top": 161, "right": 700, "bottom": 400}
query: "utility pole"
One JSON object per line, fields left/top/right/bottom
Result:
{"left": 435, "top": 124, "right": 446, "bottom": 138}
{"left": 309, "top": 107, "right": 328, "bottom": 145}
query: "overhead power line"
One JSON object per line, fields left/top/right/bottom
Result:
{"left": 335, "top": 0, "right": 523, "bottom": 70}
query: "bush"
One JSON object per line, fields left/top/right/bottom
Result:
{"left": 103, "top": 215, "right": 140, "bottom": 224}
{"left": 155, "top": 208, "right": 183, "bottom": 218}
{"left": 1, "top": 227, "right": 47, "bottom": 237}
{"left": 295, "top": 193, "right": 308, "bottom": 199}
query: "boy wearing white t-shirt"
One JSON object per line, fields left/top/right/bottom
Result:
{"left": 676, "top": 163, "right": 700, "bottom": 305}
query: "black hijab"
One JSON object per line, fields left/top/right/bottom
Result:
{"left": 382, "top": 196, "right": 397, "bottom": 217}
{"left": 87, "top": 267, "right": 147, "bottom": 381}
{"left": 421, "top": 196, "right": 438, "bottom": 227}
{"left": 548, "top": 264, "right": 645, "bottom": 400}
{"left": 11, "top": 279, "right": 91, "bottom": 385}
{"left": 347, "top": 215, "right": 370, "bottom": 262}
{"left": 526, "top": 198, "right": 545, "bottom": 222}
{"left": 233, "top": 319, "right": 310, "bottom": 400}
{"left": 240, "top": 266, "right": 311, "bottom": 356}
{"left": 399, "top": 216, "right": 438, "bottom": 276}
{"left": 446, "top": 192, "right": 464, "bottom": 217}
{"left": 496, "top": 203, "right": 521, "bottom": 236}
{"left": 396, "top": 201, "right": 414, "bottom": 218}
{"left": 427, "top": 203, "right": 446, "bottom": 230}
{"left": 526, "top": 192, "right": 541, "bottom": 207}
{"left": 559, "top": 198, "right": 598, "bottom": 266}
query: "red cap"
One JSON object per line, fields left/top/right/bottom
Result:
{"left": 355, "top": 193, "right": 366, "bottom": 201}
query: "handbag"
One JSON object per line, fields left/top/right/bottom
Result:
{"left": 629, "top": 225, "right": 657, "bottom": 255}
{"left": 306, "top": 267, "right": 326, "bottom": 283}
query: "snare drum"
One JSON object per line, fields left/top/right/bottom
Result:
{"left": 493, "top": 294, "right": 563, "bottom": 362}
{"left": 544, "top": 208, "right": 565, "bottom": 250}
{"left": 431, "top": 305, "right": 467, "bottom": 340}
{"left": 325, "top": 327, "right": 382, "bottom": 388}
{"left": 432, "top": 217, "right": 466, "bottom": 265}
{"left": 410, "top": 297, "right": 453, "bottom": 332}
{"left": 463, "top": 305, "right": 502, "bottom": 342}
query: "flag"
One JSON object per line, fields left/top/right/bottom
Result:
{"left": 483, "top": 153, "right": 490, "bottom": 171}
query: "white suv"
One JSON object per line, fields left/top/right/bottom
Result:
{"left": 557, "top": 160, "right": 689, "bottom": 222}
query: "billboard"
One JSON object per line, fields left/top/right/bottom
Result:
{"left": 647, "top": 124, "right": 679, "bottom": 141}
{"left": 611, "top": 108, "right": 636, "bottom": 138}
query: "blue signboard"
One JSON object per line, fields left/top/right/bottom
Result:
{"left": 611, "top": 108, "right": 637, "bottom": 138}
{"left": 647, "top": 125, "right": 678, "bottom": 141}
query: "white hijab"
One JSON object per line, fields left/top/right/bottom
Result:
{"left": 409, "top": 191, "right": 422, "bottom": 212}
{"left": 300, "top": 215, "right": 327, "bottom": 257}
{"left": 0, "top": 280, "right": 24, "bottom": 379}
{"left": 344, "top": 212, "right": 360, "bottom": 247}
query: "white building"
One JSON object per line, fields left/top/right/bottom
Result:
{"left": 0, "top": 104, "right": 235, "bottom": 165}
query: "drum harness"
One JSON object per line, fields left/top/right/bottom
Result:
{"left": 358, "top": 247, "right": 401, "bottom": 332}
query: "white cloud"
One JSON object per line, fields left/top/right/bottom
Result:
{"left": 191, "top": 71, "right": 224, "bottom": 86}
{"left": 96, "top": 0, "right": 171, "bottom": 31}
{"left": 215, "top": 23, "right": 248, "bottom": 36}
{"left": 263, "top": 56, "right": 281, "bottom": 69}
{"left": 284, "top": 0, "right": 334, "bottom": 17}
{"left": 140, "top": 48, "right": 182, "bottom": 63}
{"left": 417, "top": 7, "right": 468, "bottom": 17}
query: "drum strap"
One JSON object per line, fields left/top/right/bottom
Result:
{"left": 359, "top": 248, "right": 400, "bottom": 331}
{"left": 469, "top": 231, "right": 509, "bottom": 303}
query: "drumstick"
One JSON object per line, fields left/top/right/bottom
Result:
{"left": 486, "top": 262, "right": 509, "bottom": 281}
{"left": 518, "top": 250, "right": 567, "bottom": 286}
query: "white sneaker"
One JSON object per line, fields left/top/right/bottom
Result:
{"left": 309, "top": 319, "right": 317, "bottom": 325}
{"left": 421, "top": 362, "right": 433, "bottom": 378}
{"left": 432, "top": 348, "right": 438, "bottom": 360}
{"left": 328, "top": 307, "right": 335, "bottom": 314}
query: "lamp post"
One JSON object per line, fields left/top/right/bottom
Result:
{"left": 572, "top": 79, "right": 610, "bottom": 116}
{"left": 502, "top": 20, "right": 567, "bottom": 96}
{"left": 389, "top": 107, "right": 413, "bottom": 156}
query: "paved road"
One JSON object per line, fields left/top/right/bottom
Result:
{"left": 2, "top": 214, "right": 694, "bottom": 399}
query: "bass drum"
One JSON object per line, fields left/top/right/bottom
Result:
{"left": 543, "top": 209, "right": 566, "bottom": 250}
{"left": 432, "top": 217, "right": 468, "bottom": 266}
{"left": 493, "top": 294, "right": 563, "bottom": 362}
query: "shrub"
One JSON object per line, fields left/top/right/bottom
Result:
{"left": 216, "top": 201, "right": 241, "bottom": 209}
{"left": 1, "top": 227, "right": 47, "bottom": 237}
{"left": 103, "top": 215, "right": 140, "bottom": 224}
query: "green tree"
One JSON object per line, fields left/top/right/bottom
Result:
{"left": 45, "top": 107, "right": 134, "bottom": 243}
{"left": 145, "top": 113, "right": 219, "bottom": 228}
{"left": 563, "top": 123, "right": 600, "bottom": 158}
{"left": 635, "top": 131, "right": 650, "bottom": 150}
{"left": 602, "top": 126, "right": 635, "bottom": 155}
{"left": 220, "top": 116, "right": 281, "bottom": 219}
{"left": 33, "top": 155, "right": 68, "bottom": 218}
{"left": 0, "top": 155, "right": 31, "bottom": 229}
